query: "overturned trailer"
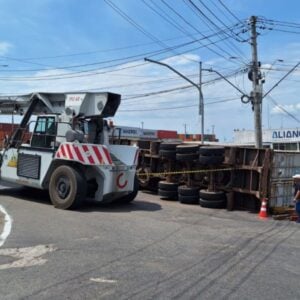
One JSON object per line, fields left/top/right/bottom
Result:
{"left": 125, "top": 138, "right": 297, "bottom": 212}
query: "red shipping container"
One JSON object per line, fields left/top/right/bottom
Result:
{"left": 157, "top": 130, "right": 178, "bottom": 139}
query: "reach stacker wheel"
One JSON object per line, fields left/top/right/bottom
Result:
{"left": 49, "top": 165, "right": 86, "bottom": 210}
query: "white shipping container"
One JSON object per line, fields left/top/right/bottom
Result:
{"left": 270, "top": 151, "right": 300, "bottom": 207}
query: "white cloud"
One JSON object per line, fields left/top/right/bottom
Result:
{"left": 1, "top": 44, "right": 300, "bottom": 142}
{"left": 271, "top": 104, "right": 298, "bottom": 115}
{"left": 162, "top": 54, "right": 200, "bottom": 66}
{"left": 0, "top": 41, "right": 12, "bottom": 55}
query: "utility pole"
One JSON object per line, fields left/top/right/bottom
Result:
{"left": 199, "top": 61, "right": 204, "bottom": 143}
{"left": 183, "top": 123, "right": 187, "bottom": 135}
{"left": 250, "top": 15, "right": 263, "bottom": 148}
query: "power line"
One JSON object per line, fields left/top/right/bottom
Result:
{"left": 217, "top": 0, "right": 244, "bottom": 23}
{"left": 185, "top": 0, "right": 247, "bottom": 61}
{"left": 0, "top": 33, "right": 242, "bottom": 81}
{"left": 260, "top": 27, "right": 300, "bottom": 35}
{"left": 266, "top": 95, "right": 300, "bottom": 123}
{"left": 119, "top": 97, "right": 239, "bottom": 112}
{"left": 197, "top": 0, "right": 245, "bottom": 44}
{"left": 104, "top": 0, "right": 198, "bottom": 63}
{"left": 258, "top": 17, "right": 300, "bottom": 29}
{"left": 122, "top": 68, "right": 244, "bottom": 101}
{"left": 142, "top": 0, "right": 244, "bottom": 61}
{"left": 208, "top": 0, "right": 235, "bottom": 24}
{"left": 142, "top": 0, "right": 195, "bottom": 38}
{"left": 160, "top": 0, "right": 238, "bottom": 62}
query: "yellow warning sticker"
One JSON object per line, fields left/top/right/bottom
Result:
{"left": 7, "top": 154, "right": 17, "bottom": 168}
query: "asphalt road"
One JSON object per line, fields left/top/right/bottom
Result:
{"left": 0, "top": 187, "right": 299, "bottom": 300}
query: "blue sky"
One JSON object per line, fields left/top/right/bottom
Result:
{"left": 1, "top": 0, "right": 300, "bottom": 141}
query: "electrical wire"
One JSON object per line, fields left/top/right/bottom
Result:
{"left": 266, "top": 95, "right": 300, "bottom": 123}
{"left": 207, "top": 0, "right": 235, "bottom": 24}
{"left": 104, "top": 0, "right": 199, "bottom": 63}
{"left": 121, "top": 68, "right": 244, "bottom": 101}
{"left": 0, "top": 34, "right": 243, "bottom": 81}
{"left": 217, "top": 0, "right": 244, "bottom": 24}
{"left": 160, "top": 0, "right": 239, "bottom": 62}
{"left": 185, "top": 0, "right": 247, "bottom": 61}
{"left": 118, "top": 97, "right": 239, "bottom": 112}
{"left": 197, "top": 0, "right": 245, "bottom": 44}
{"left": 142, "top": 0, "right": 245, "bottom": 61}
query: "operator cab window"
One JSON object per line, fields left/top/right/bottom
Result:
{"left": 31, "top": 116, "right": 56, "bottom": 148}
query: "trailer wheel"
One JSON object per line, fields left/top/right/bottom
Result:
{"left": 176, "top": 153, "right": 199, "bottom": 162}
{"left": 178, "top": 194, "right": 199, "bottom": 205}
{"left": 159, "top": 150, "right": 176, "bottom": 160}
{"left": 199, "top": 198, "right": 226, "bottom": 209}
{"left": 136, "top": 167, "right": 151, "bottom": 188}
{"left": 198, "top": 155, "right": 224, "bottom": 165}
{"left": 178, "top": 185, "right": 200, "bottom": 196}
{"left": 199, "top": 189, "right": 226, "bottom": 201}
{"left": 158, "top": 189, "right": 178, "bottom": 200}
{"left": 158, "top": 181, "right": 179, "bottom": 191}
{"left": 49, "top": 166, "right": 86, "bottom": 210}
{"left": 176, "top": 144, "right": 199, "bottom": 154}
{"left": 199, "top": 146, "right": 225, "bottom": 156}
{"left": 160, "top": 142, "right": 181, "bottom": 151}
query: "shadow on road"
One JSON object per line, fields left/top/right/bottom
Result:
{"left": 0, "top": 187, "right": 52, "bottom": 206}
{"left": 80, "top": 199, "right": 162, "bottom": 213}
{"left": 0, "top": 187, "right": 162, "bottom": 213}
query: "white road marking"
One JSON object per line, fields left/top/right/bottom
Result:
{"left": 90, "top": 277, "right": 117, "bottom": 284}
{"left": 0, "top": 205, "right": 13, "bottom": 248}
{"left": 0, "top": 244, "right": 56, "bottom": 270}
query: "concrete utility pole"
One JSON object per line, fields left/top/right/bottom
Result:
{"left": 183, "top": 123, "right": 187, "bottom": 135}
{"left": 199, "top": 61, "right": 204, "bottom": 142}
{"left": 144, "top": 58, "right": 205, "bottom": 144}
{"left": 250, "top": 15, "right": 263, "bottom": 148}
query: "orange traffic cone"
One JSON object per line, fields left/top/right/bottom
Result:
{"left": 259, "top": 198, "right": 268, "bottom": 219}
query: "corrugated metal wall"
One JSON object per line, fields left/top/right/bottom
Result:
{"left": 270, "top": 151, "right": 300, "bottom": 207}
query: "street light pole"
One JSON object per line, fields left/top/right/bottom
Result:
{"left": 144, "top": 58, "right": 205, "bottom": 144}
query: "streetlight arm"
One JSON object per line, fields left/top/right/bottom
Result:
{"left": 203, "top": 68, "right": 246, "bottom": 95}
{"left": 144, "top": 57, "right": 204, "bottom": 144}
{"left": 144, "top": 58, "right": 200, "bottom": 91}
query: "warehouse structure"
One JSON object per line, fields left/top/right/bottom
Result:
{"left": 234, "top": 127, "right": 300, "bottom": 151}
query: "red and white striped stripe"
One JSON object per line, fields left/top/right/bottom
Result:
{"left": 55, "top": 143, "right": 113, "bottom": 165}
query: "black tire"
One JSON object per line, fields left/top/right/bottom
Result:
{"left": 199, "top": 189, "right": 226, "bottom": 201}
{"left": 176, "top": 153, "right": 199, "bottom": 161}
{"left": 160, "top": 143, "right": 181, "bottom": 151}
{"left": 199, "top": 198, "right": 226, "bottom": 208}
{"left": 199, "top": 155, "right": 224, "bottom": 165}
{"left": 199, "top": 146, "right": 225, "bottom": 156}
{"left": 178, "top": 185, "right": 200, "bottom": 196}
{"left": 158, "top": 181, "right": 179, "bottom": 191}
{"left": 179, "top": 194, "right": 199, "bottom": 205}
{"left": 176, "top": 144, "right": 199, "bottom": 154}
{"left": 159, "top": 150, "right": 176, "bottom": 160}
{"left": 117, "top": 176, "right": 139, "bottom": 204}
{"left": 49, "top": 166, "right": 86, "bottom": 210}
{"left": 158, "top": 189, "right": 178, "bottom": 200}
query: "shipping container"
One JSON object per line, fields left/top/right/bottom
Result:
{"left": 269, "top": 151, "right": 300, "bottom": 208}
{"left": 157, "top": 130, "right": 177, "bottom": 139}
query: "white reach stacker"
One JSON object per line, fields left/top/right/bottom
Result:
{"left": 0, "top": 92, "right": 139, "bottom": 209}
